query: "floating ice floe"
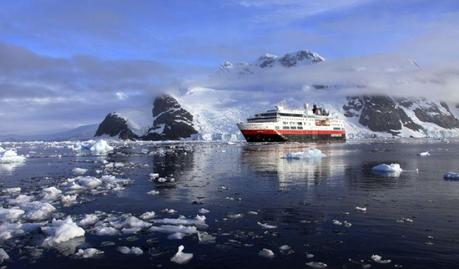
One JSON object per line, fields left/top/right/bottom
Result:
{"left": 257, "top": 221, "right": 277, "bottom": 229}
{"left": 20, "top": 201, "right": 56, "bottom": 221}
{"left": 198, "top": 231, "right": 216, "bottom": 244}
{"left": 355, "top": 206, "right": 367, "bottom": 213}
{"left": 63, "top": 175, "right": 132, "bottom": 194}
{"left": 0, "top": 149, "right": 26, "bottom": 164}
{"left": 147, "top": 190, "right": 160, "bottom": 195}
{"left": 72, "top": 168, "right": 88, "bottom": 175}
{"left": 75, "top": 248, "right": 104, "bottom": 258}
{"left": 170, "top": 245, "right": 193, "bottom": 264}
{"left": 89, "top": 140, "right": 114, "bottom": 155}
{"left": 258, "top": 248, "right": 275, "bottom": 259}
{"left": 198, "top": 208, "right": 210, "bottom": 214}
{"left": 372, "top": 163, "right": 403, "bottom": 177}
{"left": 79, "top": 214, "right": 99, "bottom": 227}
{"left": 140, "top": 211, "right": 156, "bottom": 220}
{"left": 41, "top": 187, "right": 62, "bottom": 201}
{"left": 118, "top": 246, "right": 143, "bottom": 255}
{"left": 418, "top": 151, "right": 430, "bottom": 157}
{"left": 150, "top": 225, "right": 198, "bottom": 236}
{"left": 285, "top": 149, "right": 326, "bottom": 160}
{"left": 371, "top": 254, "right": 391, "bottom": 264}
{"left": 279, "top": 245, "right": 294, "bottom": 255}
{"left": 9, "top": 194, "right": 34, "bottom": 205}
{"left": 396, "top": 217, "right": 414, "bottom": 223}
{"left": 444, "top": 172, "right": 459, "bottom": 180}
{"left": 306, "top": 261, "right": 328, "bottom": 268}
{"left": 0, "top": 248, "right": 9, "bottom": 264}
{"left": 0, "top": 207, "right": 25, "bottom": 221}
{"left": 162, "top": 208, "right": 177, "bottom": 214}
{"left": 94, "top": 226, "right": 119, "bottom": 236}
{"left": 2, "top": 187, "right": 21, "bottom": 194}
{"left": 42, "top": 217, "right": 85, "bottom": 246}
{"left": 61, "top": 194, "right": 78, "bottom": 206}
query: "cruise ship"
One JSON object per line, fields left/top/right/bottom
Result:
{"left": 237, "top": 104, "right": 346, "bottom": 142}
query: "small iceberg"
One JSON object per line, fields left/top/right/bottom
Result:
{"left": 75, "top": 248, "right": 104, "bottom": 258}
{"left": 444, "top": 172, "right": 459, "bottom": 180}
{"left": 306, "top": 261, "right": 328, "bottom": 268}
{"left": 372, "top": 163, "right": 402, "bottom": 177}
{"left": 285, "top": 149, "right": 325, "bottom": 160}
{"left": 371, "top": 254, "right": 391, "bottom": 264}
{"left": 0, "top": 149, "right": 26, "bottom": 164}
{"left": 117, "top": 246, "right": 143, "bottom": 255}
{"left": 170, "top": 245, "right": 193, "bottom": 264}
{"left": 42, "top": 217, "right": 85, "bottom": 246}
{"left": 258, "top": 248, "right": 275, "bottom": 259}
{"left": 89, "top": 140, "right": 114, "bottom": 155}
{"left": 418, "top": 151, "right": 430, "bottom": 157}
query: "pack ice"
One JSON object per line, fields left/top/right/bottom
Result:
{"left": 285, "top": 149, "right": 325, "bottom": 160}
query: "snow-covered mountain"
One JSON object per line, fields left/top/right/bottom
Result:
{"left": 179, "top": 50, "right": 459, "bottom": 140}
{"left": 94, "top": 49, "right": 459, "bottom": 141}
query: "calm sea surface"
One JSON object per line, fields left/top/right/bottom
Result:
{"left": 1, "top": 140, "right": 459, "bottom": 268}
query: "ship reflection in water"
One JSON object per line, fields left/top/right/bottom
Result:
{"left": 240, "top": 143, "right": 347, "bottom": 190}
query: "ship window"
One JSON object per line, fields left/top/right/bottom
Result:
{"left": 291, "top": 126, "right": 297, "bottom": 129}
{"left": 290, "top": 122, "right": 295, "bottom": 125}
{"left": 283, "top": 126, "right": 289, "bottom": 129}
{"left": 297, "top": 122, "right": 302, "bottom": 125}
{"left": 333, "top": 127, "right": 341, "bottom": 130}
{"left": 283, "top": 122, "right": 288, "bottom": 125}
{"left": 298, "top": 126, "right": 303, "bottom": 129}
{"left": 275, "top": 126, "right": 279, "bottom": 129}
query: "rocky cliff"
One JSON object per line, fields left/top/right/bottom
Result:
{"left": 95, "top": 113, "right": 138, "bottom": 140}
{"left": 142, "top": 94, "right": 198, "bottom": 140}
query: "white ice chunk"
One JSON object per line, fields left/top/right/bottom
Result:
{"left": 75, "top": 248, "right": 103, "bottom": 258}
{"left": 149, "top": 225, "right": 198, "bottom": 235}
{"left": 286, "top": 149, "right": 325, "bottom": 160}
{"left": 21, "top": 201, "right": 56, "bottom": 221}
{"left": 258, "top": 248, "right": 275, "bottom": 259}
{"left": 147, "top": 190, "right": 160, "bottom": 195}
{"left": 355, "top": 206, "right": 367, "bottom": 213}
{"left": 42, "top": 186, "right": 62, "bottom": 201}
{"left": 89, "top": 140, "right": 114, "bottom": 155}
{"left": 418, "top": 151, "right": 430, "bottom": 157}
{"left": 72, "top": 168, "right": 88, "bottom": 175}
{"left": 42, "top": 217, "right": 85, "bottom": 246}
{"left": 372, "top": 163, "right": 403, "bottom": 177}
{"left": 198, "top": 208, "right": 210, "bottom": 214}
{"left": 117, "top": 246, "right": 143, "bottom": 255}
{"left": 0, "top": 248, "right": 9, "bottom": 264}
{"left": 8, "top": 194, "right": 34, "bottom": 205}
{"left": 257, "top": 221, "right": 277, "bottom": 229}
{"left": 94, "top": 226, "right": 119, "bottom": 236}
{"left": 61, "top": 194, "right": 78, "bottom": 206}
{"left": 371, "top": 254, "right": 391, "bottom": 264}
{"left": 79, "top": 214, "right": 99, "bottom": 226}
{"left": 0, "top": 207, "right": 25, "bottom": 221}
{"left": 170, "top": 245, "right": 193, "bottom": 264}
{"left": 0, "top": 149, "right": 26, "bottom": 164}
{"left": 306, "top": 261, "right": 328, "bottom": 268}
{"left": 2, "top": 187, "right": 21, "bottom": 194}
{"left": 198, "top": 231, "right": 216, "bottom": 244}
{"left": 140, "top": 211, "right": 156, "bottom": 220}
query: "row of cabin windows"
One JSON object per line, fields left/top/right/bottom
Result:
{"left": 279, "top": 126, "right": 303, "bottom": 130}
{"left": 282, "top": 121, "right": 304, "bottom": 125}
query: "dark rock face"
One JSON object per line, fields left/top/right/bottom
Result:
{"left": 95, "top": 113, "right": 138, "bottom": 140}
{"left": 142, "top": 94, "right": 198, "bottom": 141}
{"left": 412, "top": 102, "right": 459, "bottom": 129}
{"left": 344, "top": 96, "right": 423, "bottom": 134}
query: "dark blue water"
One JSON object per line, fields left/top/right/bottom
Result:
{"left": 1, "top": 140, "right": 459, "bottom": 268}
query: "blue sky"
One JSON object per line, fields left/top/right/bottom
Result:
{"left": 1, "top": 0, "right": 459, "bottom": 134}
